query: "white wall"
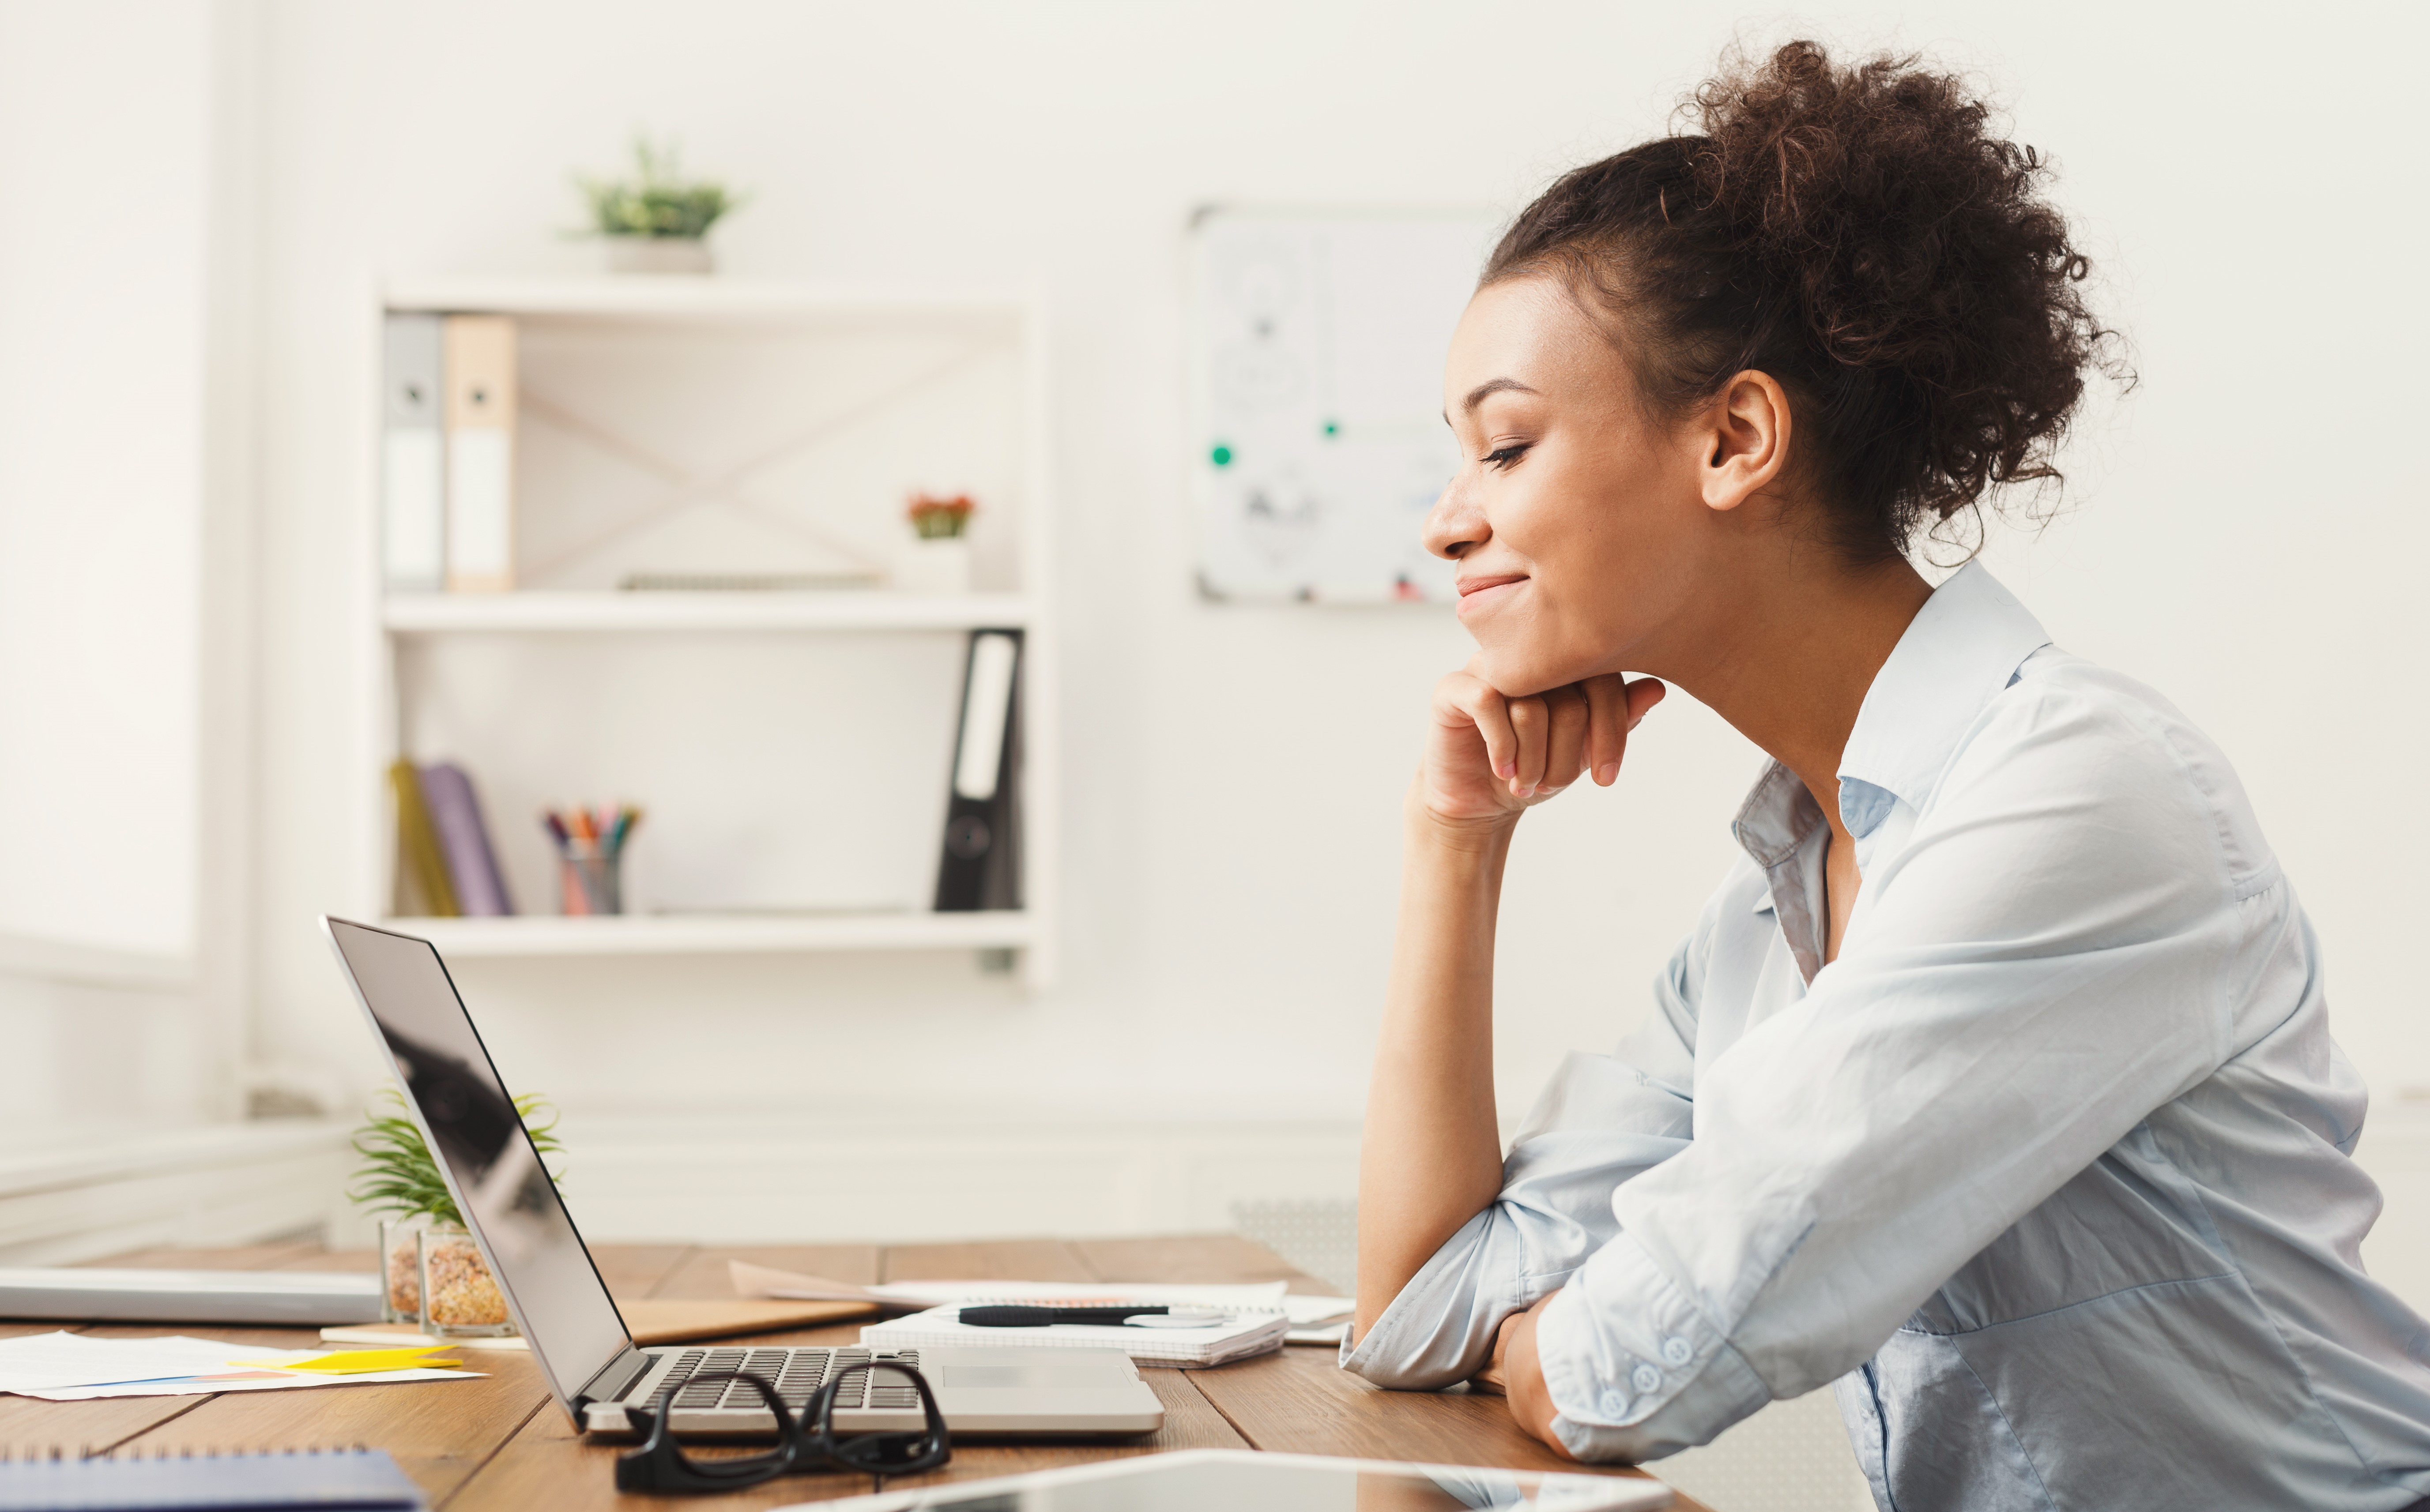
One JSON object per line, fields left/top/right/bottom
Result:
{"left": 0, "top": 4, "right": 209, "bottom": 963}
{"left": 0, "top": 0, "right": 260, "bottom": 1135}
{"left": 236, "top": 2, "right": 2428, "bottom": 1238}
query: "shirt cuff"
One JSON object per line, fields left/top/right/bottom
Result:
{"left": 1533, "top": 1229, "right": 1771, "bottom": 1461}
{"left": 1339, "top": 1207, "right": 1568, "bottom": 1389}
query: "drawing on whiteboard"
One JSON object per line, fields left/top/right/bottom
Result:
{"left": 1190, "top": 208, "right": 1501, "bottom": 603}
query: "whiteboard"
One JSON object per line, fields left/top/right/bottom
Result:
{"left": 1189, "top": 208, "right": 1501, "bottom": 604}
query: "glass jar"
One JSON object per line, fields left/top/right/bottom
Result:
{"left": 378, "top": 1215, "right": 429, "bottom": 1325}
{"left": 418, "top": 1222, "right": 514, "bottom": 1336}
{"left": 559, "top": 843, "right": 623, "bottom": 915}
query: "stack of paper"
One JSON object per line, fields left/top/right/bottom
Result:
{"left": 730, "top": 1262, "right": 1357, "bottom": 1347}
{"left": 0, "top": 1332, "right": 476, "bottom": 1401}
{"left": 862, "top": 1302, "right": 1289, "bottom": 1367}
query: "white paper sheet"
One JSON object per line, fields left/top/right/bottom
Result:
{"left": 0, "top": 1331, "right": 478, "bottom": 1400}
{"left": 729, "top": 1261, "right": 1355, "bottom": 1325}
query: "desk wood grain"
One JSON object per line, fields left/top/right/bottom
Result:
{"left": 1, "top": 1236, "right": 1707, "bottom": 1511}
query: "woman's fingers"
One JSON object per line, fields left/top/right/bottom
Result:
{"left": 1507, "top": 695, "right": 1548, "bottom": 796}
{"left": 1581, "top": 676, "right": 1630, "bottom": 785}
{"left": 1504, "top": 686, "right": 1587, "bottom": 801}
{"left": 1582, "top": 674, "right": 1662, "bottom": 786}
{"left": 1438, "top": 672, "right": 1521, "bottom": 783}
{"left": 1542, "top": 684, "right": 1588, "bottom": 792}
{"left": 1435, "top": 667, "right": 1667, "bottom": 809}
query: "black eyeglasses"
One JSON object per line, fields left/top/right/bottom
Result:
{"left": 614, "top": 1360, "right": 952, "bottom": 1495}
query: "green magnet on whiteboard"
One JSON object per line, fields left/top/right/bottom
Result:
{"left": 1322, "top": 420, "right": 1339, "bottom": 437}
{"left": 1210, "top": 444, "right": 1234, "bottom": 466}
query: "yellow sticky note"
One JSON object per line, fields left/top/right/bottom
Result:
{"left": 229, "top": 1347, "right": 461, "bottom": 1375}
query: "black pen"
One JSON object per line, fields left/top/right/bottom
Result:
{"left": 958, "top": 1305, "right": 1226, "bottom": 1329}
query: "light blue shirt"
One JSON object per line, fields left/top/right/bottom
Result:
{"left": 1345, "top": 564, "right": 2430, "bottom": 1510}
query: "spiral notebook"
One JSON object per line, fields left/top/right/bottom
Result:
{"left": 0, "top": 1447, "right": 422, "bottom": 1510}
{"left": 861, "top": 1302, "right": 1289, "bottom": 1367}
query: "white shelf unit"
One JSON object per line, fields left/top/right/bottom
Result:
{"left": 359, "top": 278, "right": 1056, "bottom": 984}
{"left": 383, "top": 591, "right": 1036, "bottom": 634}
{"left": 405, "top": 910, "right": 1035, "bottom": 959}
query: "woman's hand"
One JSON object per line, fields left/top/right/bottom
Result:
{"left": 1418, "top": 662, "right": 1666, "bottom": 827}
{"left": 1474, "top": 1292, "right": 1573, "bottom": 1457}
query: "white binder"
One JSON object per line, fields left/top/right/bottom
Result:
{"left": 443, "top": 314, "right": 516, "bottom": 592}
{"left": 381, "top": 313, "right": 445, "bottom": 591}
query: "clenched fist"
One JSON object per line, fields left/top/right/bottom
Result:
{"left": 1416, "top": 661, "right": 1666, "bottom": 827}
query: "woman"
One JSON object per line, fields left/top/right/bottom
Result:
{"left": 1347, "top": 40, "right": 2430, "bottom": 1511}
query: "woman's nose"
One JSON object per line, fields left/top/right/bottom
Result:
{"left": 1421, "top": 476, "right": 1487, "bottom": 561}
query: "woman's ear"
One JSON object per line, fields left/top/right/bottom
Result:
{"left": 1696, "top": 370, "right": 1792, "bottom": 512}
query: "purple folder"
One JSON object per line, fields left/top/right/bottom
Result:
{"left": 417, "top": 761, "right": 516, "bottom": 916}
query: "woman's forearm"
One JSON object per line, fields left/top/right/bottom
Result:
{"left": 1354, "top": 791, "right": 1518, "bottom": 1338}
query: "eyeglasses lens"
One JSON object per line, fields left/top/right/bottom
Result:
{"left": 618, "top": 1359, "right": 950, "bottom": 1494}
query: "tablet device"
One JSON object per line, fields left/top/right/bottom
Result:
{"left": 806, "top": 1446, "right": 1672, "bottom": 1511}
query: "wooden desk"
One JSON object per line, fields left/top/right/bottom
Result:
{"left": 0, "top": 1236, "right": 1707, "bottom": 1510}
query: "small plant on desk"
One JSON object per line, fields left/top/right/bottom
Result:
{"left": 350, "top": 1089, "right": 565, "bottom": 1335}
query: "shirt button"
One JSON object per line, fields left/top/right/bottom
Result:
{"left": 1599, "top": 1388, "right": 1631, "bottom": 1419}
{"left": 1660, "top": 1337, "right": 1692, "bottom": 1367}
{"left": 1631, "top": 1363, "right": 1662, "bottom": 1395}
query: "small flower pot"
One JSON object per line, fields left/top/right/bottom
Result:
{"left": 418, "top": 1223, "right": 515, "bottom": 1336}
{"left": 605, "top": 236, "right": 714, "bottom": 275}
{"left": 897, "top": 536, "right": 972, "bottom": 594}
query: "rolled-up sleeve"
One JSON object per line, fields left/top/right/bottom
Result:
{"left": 1343, "top": 921, "right": 1708, "bottom": 1388}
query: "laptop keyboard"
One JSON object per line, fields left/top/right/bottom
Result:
{"left": 624, "top": 1346, "right": 925, "bottom": 1413}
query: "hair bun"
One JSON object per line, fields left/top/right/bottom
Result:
{"left": 1488, "top": 41, "right": 2125, "bottom": 560}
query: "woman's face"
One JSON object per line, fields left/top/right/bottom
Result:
{"left": 1426, "top": 276, "right": 1722, "bottom": 696}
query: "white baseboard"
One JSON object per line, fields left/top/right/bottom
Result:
{"left": 0, "top": 1121, "right": 352, "bottom": 1265}
{"left": 0, "top": 1113, "right": 1362, "bottom": 1260}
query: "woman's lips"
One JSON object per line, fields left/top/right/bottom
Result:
{"left": 1456, "top": 574, "right": 1527, "bottom": 613}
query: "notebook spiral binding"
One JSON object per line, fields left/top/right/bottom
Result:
{"left": 0, "top": 1444, "right": 376, "bottom": 1462}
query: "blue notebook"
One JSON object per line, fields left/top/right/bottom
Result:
{"left": 0, "top": 1448, "right": 422, "bottom": 1510}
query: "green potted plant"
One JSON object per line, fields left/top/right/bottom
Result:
{"left": 351, "top": 1089, "right": 565, "bottom": 1335}
{"left": 575, "top": 136, "right": 742, "bottom": 275}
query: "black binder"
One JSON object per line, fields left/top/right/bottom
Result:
{"left": 935, "top": 629, "right": 1022, "bottom": 911}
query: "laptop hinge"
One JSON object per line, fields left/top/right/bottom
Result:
{"left": 572, "top": 1346, "right": 651, "bottom": 1426}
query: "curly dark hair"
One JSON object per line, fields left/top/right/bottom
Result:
{"left": 1485, "top": 40, "right": 2124, "bottom": 561}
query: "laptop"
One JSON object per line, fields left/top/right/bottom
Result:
{"left": 321, "top": 915, "right": 1165, "bottom": 1438}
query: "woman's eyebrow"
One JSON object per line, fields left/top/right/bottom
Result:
{"left": 1443, "top": 377, "right": 1542, "bottom": 425}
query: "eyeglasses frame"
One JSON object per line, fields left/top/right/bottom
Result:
{"left": 614, "top": 1358, "right": 953, "bottom": 1495}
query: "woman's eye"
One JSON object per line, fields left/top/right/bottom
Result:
{"left": 1483, "top": 443, "right": 1530, "bottom": 470}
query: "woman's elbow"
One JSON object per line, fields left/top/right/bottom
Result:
{"left": 1344, "top": 1348, "right": 1476, "bottom": 1393}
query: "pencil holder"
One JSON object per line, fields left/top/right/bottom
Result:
{"left": 544, "top": 805, "right": 640, "bottom": 916}
{"left": 560, "top": 843, "right": 623, "bottom": 916}
{"left": 419, "top": 1222, "right": 514, "bottom": 1337}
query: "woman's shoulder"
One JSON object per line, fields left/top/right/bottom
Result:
{"left": 1952, "top": 648, "right": 2280, "bottom": 898}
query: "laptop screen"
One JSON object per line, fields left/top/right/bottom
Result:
{"left": 324, "top": 918, "right": 630, "bottom": 1411}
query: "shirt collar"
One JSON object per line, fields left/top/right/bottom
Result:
{"left": 1833, "top": 561, "right": 2053, "bottom": 838}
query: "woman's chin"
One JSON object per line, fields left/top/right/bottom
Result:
{"left": 1471, "top": 648, "right": 1581, "bottom": 699}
